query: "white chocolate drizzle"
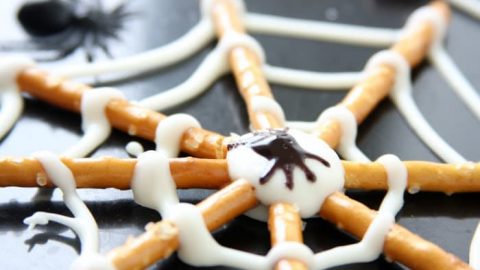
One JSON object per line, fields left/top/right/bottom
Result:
{"left": 125, "top": 141, "right": 144, "bottom": 157}
{"left": 314, "top": 154, "right": 406, "bottom": 269}
{"left": 54, "top": 19, "right": 215, "bottom": 79}
{"left": 23, "top": 152, "right": 101, "bottom": 261}
{"left": 0, "top": 55, "right": 34, "bottom": 140}
{"left": 64, "top": 88, "right": 125, "bottom": 158}
{"left": 315, "top": 105, "right": 368, "bottom": 162}
{"left": 227, "top": 129, "right": 345, "bottom": 218}
{"left": 154, "top": 114, "right": 201, "bottom": 157}
{"left": 251, "top": 96, "right": 286, "bottom": 129}
{"left": 365, "top": 49, "right": 466, "bottom": 163}
{"left": 139, "top": 31, "right": 265, "bottom": 111}
{"left": 448, "top": 0, "right": 480, "bottom": 21}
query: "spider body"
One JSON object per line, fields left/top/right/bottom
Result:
{"left": 3, "top": 0, "right": 131, "bottom": 62}
{"left": 228, "top": 129, "right": 330, "bottom": 189}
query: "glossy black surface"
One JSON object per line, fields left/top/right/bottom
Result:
{"left": 0, "top": 0, "right": 479, "bottom": 269}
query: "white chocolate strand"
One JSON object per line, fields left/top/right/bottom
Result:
{"left": 24, "top": 151, "right": 100, "bottom": 255}
{"left": 64, "top": 88, "right": 125, "bottom": 158}
{"left": 365, "top": 49, "right": 466, "bottom": 163}
{"left": 131, "top": 151, "right": 178, "bottom": 215}
{"left": 471, "top": 222, "right": 480, "bottom": 269}
{"left": 263, "top": 64, "right": 362, "bottom": 90}
{"left": 244, "top": 12, "right": 399, "bottom": 47}
{"left": 53, "top": 19, "right": 215, "bottom": 79}
{"left": 227, "top": 129, "right": 345, "bottom": 218}
{"left": 139, "top": 32, "right": 265, "bottom": 111}
{"left": 448, "top": 0, "right": 480, "bottom": 20}
{"left": 125, "top": 141, "right": 144, "bottom": 157}
{"left": 407, "top": 6, "right": 480, "bottom": 122}
{"left": 251, "top": 96, "right": 286, "bottom": 128}
{"left": 154, "top": 114, "right": 201, "bottom": 157}
{"left": 314, "top": 154, "right": 406, "bottom": 269}
{"left": 0, "top": 55, "right": 34, "bottom": 140}
{"left": 315, "top": 105, "right": 368, "bottom": 162}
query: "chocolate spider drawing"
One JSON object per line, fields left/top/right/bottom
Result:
{"left": 228, "top": 129, "right": 331, "bottom": 189}
{"left": 1, "top": 0, "right": 131, "bottom": 61}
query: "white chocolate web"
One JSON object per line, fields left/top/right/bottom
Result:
{"left": 0, "top": 0, "right": 479, "bottom": 269}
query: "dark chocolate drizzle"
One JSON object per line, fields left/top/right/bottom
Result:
{"left": 228, "top": 129, "right": 330, "bottom": 190}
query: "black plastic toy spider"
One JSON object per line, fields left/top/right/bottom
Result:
{"left": 228, "top": 129, "right": 331, "bottom": 190}
{"left": 1, "top": 0, "right": 132, "bottom": 62}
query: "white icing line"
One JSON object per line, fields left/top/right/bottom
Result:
{"left": 154, "top": 114, "right": 201, "bottom": 158}
{"left": 251, "top": 96, "right": 286, "bottom": 128}
{"left": 166, "top": 203, "right": 268, "bottom": 270}
{"left": 263, "top": 64, "right": 362, "bottom": 90}
{"left": 366, "top": 50, "right": 466, "bottom": 163}
{"left": 131, "top": 151, "right": 178, "bottom": 215}
{"left": 139, "top": 31, "right": 265, "bottom": 111}
{"left": 448, "top": 0, "right": 480, "bottom": 20}
{"left": 266, "top": 242, "right": 314, "bottom": 269}
{"left": 315, "top": 105, "right": 369, "bottom": 162}
{"left": 314, "top": 154, "right": 406, "bottom": 269}
{"left": 286, "top": 121, "right": 317, "bottom": 133}
{"left": 406, "top": 6, "right": 480, "bottom": 124}
{"left": 376, "top": 154, "right": 407, "bottom": 215}
{"left": 0, "top": 87, "right": 23, "bottom": 139}
{"left": 125, "top": 141, "right": 144, "bottom": 157}
{"left": 53, "top": 19, "right": 215, "bottom": 78}
{"left": 70, "top": 254, "right": 116, "bottom": 270}
{"left": 0, "top": 55, "right": 35, "bottom": 140}
{"left": 244, "top": 13, "right": 399, "bottom": 47}
{"left": 430, "top": 46, "right": 480, "bottom": 122}
{"left": 314, "top": 213, "right": 394, "bottom": 268}
{"left": 227, "top": 129, "right": 344, "bottom": 218}
{"left": 64, "top": 88, "right": 125, "bottom": 158}
{"left": 470, "top": 222, "right": 480, "bottom": 269}
{"left": 24, "top": 151, "right": 99, "bottom": 255}
{"left": 138, "top": 48, "right": 229, "bottom": 111}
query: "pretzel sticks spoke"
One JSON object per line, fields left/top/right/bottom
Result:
{"left": 320, "top": 192, "right": 472, "bottom": 270}
{"left": 210, "top": 1, "right": 306, "bottom": 269}
{"left": 211, "top": 0, "right": 283, "bottom": 130}
{"left": 16, "top": 68, "right": 227, "bottom": 159}
{"left": 107, "top": 179, "right": 258, "bottom": 270}
{"left": 316, "top": 1, "right": 450, "bottom": 148}
{"left": 0, "top": 157, "right": 230, "bottom": 189}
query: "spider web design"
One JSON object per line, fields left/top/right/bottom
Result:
{"left": 0, "top": 0, "right": 480, "bottom": 268}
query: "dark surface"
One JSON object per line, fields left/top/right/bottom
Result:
{"left": 0, "top": 0, "right": 479, "bottom": 269}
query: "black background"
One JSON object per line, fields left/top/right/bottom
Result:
{"left": 0, "top": 0, "right": 479, "bottom": 269}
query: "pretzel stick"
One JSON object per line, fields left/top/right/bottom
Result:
{"left": 16, "top": 68, "right": 227, "bottom": 159}
{"left": 269, "top": 203, "right": 308, "bottom": 270}
{"left": 320, "top": 192, "right": 472, "bottom": 270}
{"left": 107, "top": 179, "right": 258, "bottom": 270}
{"left": 0, "top": 157, "right": 230, "bottom": 189}
{"left": 344, "top": 160, "right": 480, "bottom": 193}
{"left": 2, "top": 156, "right": 479, "bottom": 193}
{"left": 211, "top": 0, "right": 283, "bottom": 130}
{"left": 316, "top": 1, "right": 450, "bottom": 148}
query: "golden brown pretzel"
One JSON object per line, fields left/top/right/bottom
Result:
{"left": 0, "top": 156, "right": 230, "bottom": 189}
{"left": 16, "top": 68, "right": 227, "bottom": 159}
{"left": 2, "top": 157, "right": 479, "bottom": 193}
{"left": 107, "top": 179, "right": 258, "bottom": 270}
{"left": 316, "top": 1, "right": 450, "bottom": 148}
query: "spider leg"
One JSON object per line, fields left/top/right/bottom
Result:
{"left": 296, "top": 161, "right": 317, "bottom": 183}
{"left": 305, "top": 152, "right": 330, "bottom": 167}
{"left": 259, "top": 159, "right": 278, "bottom": 185}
